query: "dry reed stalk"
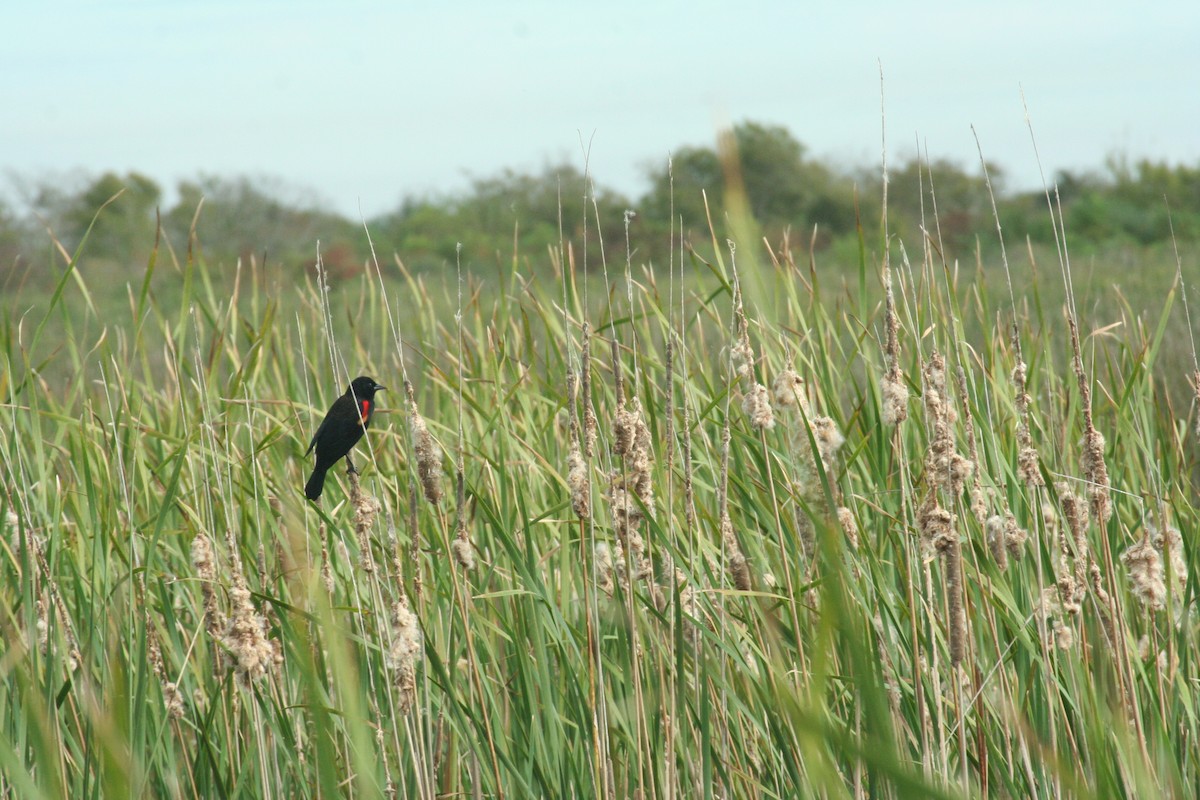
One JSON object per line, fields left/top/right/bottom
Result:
{"left": 407, "top": 479, "right": 422, "bottom": 601}
{"left": 1194, "top": 371, "right": 1200, "bottom": 440}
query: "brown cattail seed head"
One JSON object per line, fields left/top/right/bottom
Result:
{"left": 720, "top": 512, "right": 752, "bottom": 591}
{"left": 731, "top": 332, "right": 754, "bottom": 381}
{"left": 566, "top": 442, "right": 590, "bottom": 520}
{"left": 191, "top": 534, "right": 226, "bottom": 637}
{"left": 1080, "top": 427, "right": 1112, "bottom": 524}
{"left": 772, "top": 369, "right": 809, "bottom": 415}
{"left": 986, "top": 515, "right": 1009, "bottom": 571}
{"left": 221, "top": 580, "right": 282, "bottom": 685}
{"left": 1003, "top": 512, "right": 1028, "bottom": 559}
{"left": 919, "top": 502, "right": 956, "bottom": 556}
{"left": 386, "top": 598, "right": 423, "bottom": 714}
{"left": 742, "top": 383, "right": 775, "bottom": 430}
{"left": 811, "top": 416, "right": 845, "bottom": 466}
{"left": 881, "top": 376, "right": 909, "bottom": 426}
{"left": 1122, "top": 535, "right": 1166, "bottom": 611}
{"left": 410, "top": 407, "right": 443, "bottom": 506}
{"left": 451, "top": 520, "right": 475, "bottom": 571}
{"left": 1155, "top": 524, "right": 1187, "bottom": 591}
{"left": 594, "top": 542, "right": 615, "bottom": 593}
{"left": 836, "top": 506, "right": 859, "bottom": 550}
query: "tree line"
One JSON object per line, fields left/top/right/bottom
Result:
{"left": 3, "top": 121, "right": 1198, "bottom": 288}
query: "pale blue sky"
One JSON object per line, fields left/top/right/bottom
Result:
{"left": 3, "top": 1, "right": 1197, "bottom": 218}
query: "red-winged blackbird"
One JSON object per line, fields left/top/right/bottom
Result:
{"left": 304, "top": 376, "right": 385, "bottom": 501}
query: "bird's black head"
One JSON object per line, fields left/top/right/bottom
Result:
{"left": 348, "top": 376, "right": 385, "bottom": 399}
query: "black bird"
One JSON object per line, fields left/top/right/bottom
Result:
{"left": 304, "top": 376, "right": 385, "bottom": 501}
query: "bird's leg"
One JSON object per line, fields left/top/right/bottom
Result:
{"left": 346, "top": 454, "right": 358, "bottom": 476}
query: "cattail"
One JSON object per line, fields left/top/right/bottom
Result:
{"left": 1012, "top": 362, "right": 1044, "bottom": 487}
{"left": 144, "top": 610, "right": 185, "bottom": 718}
{"left": 836, "top": 506, "right": 859, "bottom": 550}
{"left": 772, "top": 369, "right": 809, "bottom": 414}
{"left": 386, "top": 597, "right": 423, "bottom": 714}
{"left": 1121, "top": 535, "right": 1166, "bottom": 611}
{"left": 918, "top": 500, "right": 956, "bottom": 557}
{"left": 881, "top": 376, "right": 909, "bottom": 427}
{"left": 349, "top": 472, "right": 382, "bottom": 573}
{"left": 730, "top": 317, "right": 755, "bottom": 382}
{"left": 35, "top": 597, "right": 49, "bottom": 655}
{"left": 406, "top": 381, "right": 443, "bottom": 506}
{"left": 810, "top": 416, "right": 845, "bottom": 468}
{"left": 986, "top": 515, "right": 1009, "bottom": 571}
{"left": 1080, "top": 427, "right": 1112, "bottom": 524}
{"left": 1193, "top": 370, "right": 1200, "bottom": 440}
{"left": 191, "top": 535, "right": 226, "bottom": 640}
{"left": 320, "top": 538, "right": 335, "bottom": 595}
{"left": 407, "top": 480, "right": 423, "bottom": 601}
{"left": 742, "top": 382, "right": 775, "bottom": 430}
{"left": 952, "top": 365, "right": 989, "bottom": 523}
{"left": 795, "top": 512, "right": 817, "bottom": 562}
{"left": 594, "top": 542, "right": 615, "bottom": 593}
{"left": 608, "top": 396, "right": 655, "bottom": 581}
{"left": 451, "top": 519, "right": 475, "bottom": 571}
{"left": 220, "top": 534, "right": 282, "bottom": 685}
{"left": 1053, "top": 621, "right": 1075, "bottom": 650}
{"left": 923, "top": 491, "right": 968, "bottom": 666}
{"left": 566, "top": 441, "right": 590, "bottom": 520}
{"left": 943, "top": 538, "right": 967, "bottom": 667}
{"left": 1153, "top": 523, "right": 1187, "bottom": 600}
{"left": 720, "top": 511, "right": 752, "bottom": 591}
{"left": 1003, "top": 512, "right": 1028, "bottom": 559}
{"left": 222, "top": 589, "right": 280, "bottom": 685}
{"left": 679, "top": 583, "right": 704, "bottom": 643}
{"left": 881, "top": 265, "right": 909, "bottom": 426}
{"left": 579, "top": 325, "right": 598, "bottom": 457}
{"left": 411, "top": 413, "right": 443, "bottom": 506}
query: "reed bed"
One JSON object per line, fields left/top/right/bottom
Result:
{"left": 1, "top": 169, "right": 1198, "bottom": 799}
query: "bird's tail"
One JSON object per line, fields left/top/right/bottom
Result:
{"left": 305, "top": 465, "right": 328, "bottom": 501}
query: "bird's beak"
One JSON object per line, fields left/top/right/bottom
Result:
{"left": 376, "top": 384, "right": 386, "bottom": 391}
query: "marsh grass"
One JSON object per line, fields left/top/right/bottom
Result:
{"left": 1, "top": 161, "right": 1198, "bottom": 799}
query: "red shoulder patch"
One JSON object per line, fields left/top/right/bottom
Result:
{"left": 360, "top": 399, "right": 371, "bottom": 423}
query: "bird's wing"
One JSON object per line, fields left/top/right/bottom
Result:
{"left": 305, "top": 416, "right": 327, "bottom": 457}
